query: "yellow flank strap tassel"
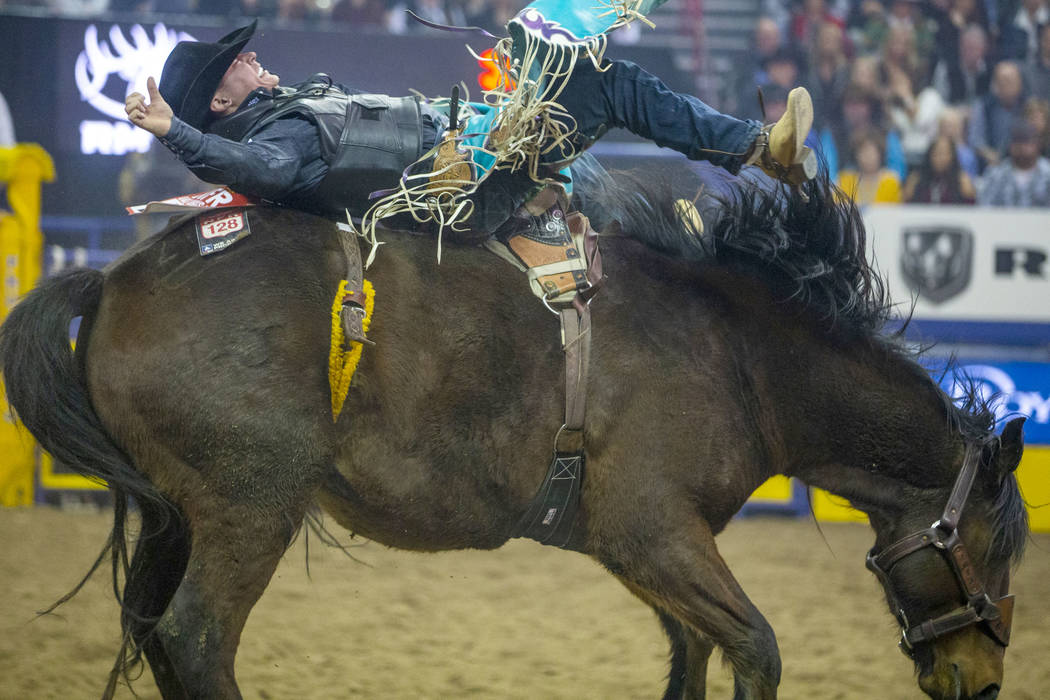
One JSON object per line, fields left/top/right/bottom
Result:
{"left": 329, "top": 279, "right": 375, "bottom": 422}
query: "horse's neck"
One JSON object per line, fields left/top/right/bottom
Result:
{"left": 766, "top": 333, "right": 963, "bottom": 515}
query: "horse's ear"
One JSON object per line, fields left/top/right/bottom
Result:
{"left": 993, "top": 417, "right": 1026, "bottom": 481}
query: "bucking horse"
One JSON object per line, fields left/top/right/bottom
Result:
{"left": 0, "top": 168, "right": 1029, "bottom": 700}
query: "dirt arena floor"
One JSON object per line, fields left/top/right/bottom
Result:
{"left": 1, "top": 507, "right": 1047, "bottom": 699}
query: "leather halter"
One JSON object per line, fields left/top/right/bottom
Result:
{"left": 865, "top": 445, "right": 1015, "bottom": 658}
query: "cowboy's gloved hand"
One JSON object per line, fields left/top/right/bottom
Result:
{"left": 125, "top": 77, "right": 173, "bottom": 138}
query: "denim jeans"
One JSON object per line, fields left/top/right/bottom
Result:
{"left": 552, "top": 59, "right": 762, "bottom": 170}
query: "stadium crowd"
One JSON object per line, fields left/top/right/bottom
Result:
{"left": 734, "top": 0, "right": 1050, "bottom": 207}
{"left": 3, "top": 0, "right": 1048, "bottom": 207}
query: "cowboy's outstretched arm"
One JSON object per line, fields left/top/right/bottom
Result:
{"left": 157, "top": 117, "right": 314, "bottom": 199}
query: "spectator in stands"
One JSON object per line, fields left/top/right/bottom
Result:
{"left": 887, "top": 0, "right": 937, "bottom": 63}
{"left": 332, "top": 0, "right": 386, "bottom": 25}
{"left": 978, "top": 122, "right": 1050, "bottom": 204}
{"left": 790, "top": 0, "right": 845, "bottom": 47}
{"left": 839, "top": 128, "right": 903, "bottom": 205}
{"left": 998, "top": 0, "right": 1049, "bottom": 61}
{"left": 805, "top": 20, "right": 850, "bottom": 132}
{"left": 968, "top": 60, "right": 1027, "bottom": 168}
{"left": 1027, "top": 22, "right": 1050, "bottom": 100}
{"left": 941, "top": 0, "right": 991, "bottom": 32}
{"left": 851, "top": 0, "right": 933, "bottom": 60}
{"left": 890, "top": 56, "right": 949, "bottom": 167}
{"left": 837, "top": 82, "right": 908, "bottom": 178}
{"left": 926, "top": 0, "right": 991, "bottom": 57}
{"left": 848, "top": 0, "right": 891, "bottom": 54}
{"left": 755, "top": 46, "right": 807, "bottom": 117}
{"left": 878, "top": 22, "right": 924, "bottom": 91}
{"left": 725, "top": 16, "right": 784, "bottom": 118}
{"left": 931, "top": 23, "right": 991, "bottom": 105}
{"left": 847, "top": 54, "right": 884, "bottom": 98}
{"left": 902, "top": 133, "right": 977, "bottom": 203}
{"left": 937, "top": 107, "right": 980, "bottom": 175}
{"left": 1023, "top": 96, "right": 1050, "bottom": 156}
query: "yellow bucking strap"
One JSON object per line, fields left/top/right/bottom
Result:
{"left": 329, "top": 279, "right": 375, "bottom": 422}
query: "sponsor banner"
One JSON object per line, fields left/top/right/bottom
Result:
{"left": 934, "top": 360, "right": 1050, "bottom": 445}
{"left": 864, "top": 205, "right": 1050, "bottom": 323}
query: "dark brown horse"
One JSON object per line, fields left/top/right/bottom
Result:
{"left": 0, "top": 171, "right": 1029, "bottom": 700}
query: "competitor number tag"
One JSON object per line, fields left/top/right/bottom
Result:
{"left": 195, "top": 209, "right": 252, "bottom": 256}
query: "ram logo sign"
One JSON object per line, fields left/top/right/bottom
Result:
{"left": 900, "top": 226, "right": 974, "bottom": 304}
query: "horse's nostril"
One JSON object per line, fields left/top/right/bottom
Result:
{"left": 975, "top": 683, "right": 1000, "bottom": 700}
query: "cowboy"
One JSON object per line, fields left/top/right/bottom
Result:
{"left": 126, "top": 14, "right": 816, "bottom": 236}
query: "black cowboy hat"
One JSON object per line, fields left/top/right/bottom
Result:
{"left": 159, "top": 20, "right": 257, "bottom": 131}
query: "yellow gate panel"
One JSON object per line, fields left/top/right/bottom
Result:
{"left": 811, "top": 488, "right": 869, "bottom": 524}
{"left": 750, "top": 475, "right": 794, "bottom": 503}
{"left": 0, "top": 383, "right": 34, "bottom": 506}
{"left": 0, "top": 144, "right": 55, "bottom": 506}
{"left": 38, "top": 453, "right": 107, "bottom": 491}
{"left": 1017, "top": 446, "right": 1050, "bottom": 533}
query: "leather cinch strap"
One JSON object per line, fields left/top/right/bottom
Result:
{"left": 508, "top": 210, "right": 602, "bottom": 550}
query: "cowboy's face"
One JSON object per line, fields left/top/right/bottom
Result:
{"left": 211, "top": 52, "right": 280, "bottom": 116}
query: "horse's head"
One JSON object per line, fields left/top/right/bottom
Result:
{"left": 866, "top": 417, "right": 1027, "bottom": 700}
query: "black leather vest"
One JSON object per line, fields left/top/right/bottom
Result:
{"left": 209, "top": 75, "right": 425, "bottom": 216}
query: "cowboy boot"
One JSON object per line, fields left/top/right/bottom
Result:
{"left": 747, "top": 87, "right": 817, "bottom": 186}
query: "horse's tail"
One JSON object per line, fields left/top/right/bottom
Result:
{"left": 0, "top": 268, "right": 174, "bottom": 695}
{"left": 0, "top": 268, "right": 155, "bottom": 503}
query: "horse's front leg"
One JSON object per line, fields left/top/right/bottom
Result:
{"left": 594, "top": 498, "right": 781, "bottom": 700}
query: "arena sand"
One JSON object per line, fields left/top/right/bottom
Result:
{"left": 1, "top": 507, "right": 1047, "bottom": 699}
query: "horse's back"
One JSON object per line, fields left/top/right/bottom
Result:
{"left": 84, "top": 208, "right": 347, "bottom": 504}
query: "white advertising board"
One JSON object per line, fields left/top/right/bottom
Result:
{"left": 863, "top": 205, "right": 1050, "bottom": 322}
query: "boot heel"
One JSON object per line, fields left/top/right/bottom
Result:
{"left": 783, "top": 147, "right": 817, "bottom": 184}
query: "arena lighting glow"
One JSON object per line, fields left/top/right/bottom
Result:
{"left": 947, "top": 364, "right": 1050, "bottom": 426}
{"left": 74, "top": 23, "right": 196, "bottom": 155}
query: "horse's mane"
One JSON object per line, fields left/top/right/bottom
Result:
{"left": 571, "top": 158, "right": 891, "bottom": 334}
{"left": 571, "top": 157, "right": 1028, "bottom": 563}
